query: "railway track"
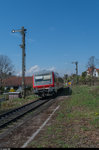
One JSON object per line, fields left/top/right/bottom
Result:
{"left": 0, "top": 98, "right": 50, "bottom": 129}
{"left": 0, "top": 98, "right": 5, "bottom": 103}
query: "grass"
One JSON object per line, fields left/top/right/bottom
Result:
{"left": 0, "top": 95, "right": 4, "bottom": 99}
{"left": 67, "top": 85, "right": 99, "bottom": 127}
{"left": 29, "top": 85, "right": 99, "bottom": 148}
{"left": 0, "top": 94, "right": 39, "bottom": 114}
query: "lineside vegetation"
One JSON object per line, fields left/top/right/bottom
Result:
{"left": 29, "top": 85, "right": 99, "bottom": 148}
{"left": 0, "top": 94, "right": 38, "bottom": 114}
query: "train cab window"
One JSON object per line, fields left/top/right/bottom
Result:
{"left": 35, "top": 74, "right": 52, "bottom": 82}
{"left": 43, "top": 74, "right": 51, "bottom": 81}
{"left": 35, "top": 76, "right": 43, "bottom": 82}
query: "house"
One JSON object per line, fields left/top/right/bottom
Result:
{"left": 3, "top": 76, "right": 33, "bottom": 89}
{"left": 94, "top": 69, "right": 99, "bottom": 77}
{"left": 87, "top": 68, "right": 99, "bottom": 77}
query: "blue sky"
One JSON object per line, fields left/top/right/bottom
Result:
{"left": 0, "top": 0, "right": 99, "bottom": 76}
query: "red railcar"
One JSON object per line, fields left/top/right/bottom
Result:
{"left": 33, "top": 71, "right": 63, "bottom": 97}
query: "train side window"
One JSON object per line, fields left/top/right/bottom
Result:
{"left": 54, "top": 75, "right": 58, "bottom": 82}
{"left": 54, "top": 75, "right": 56, "bottom": 82}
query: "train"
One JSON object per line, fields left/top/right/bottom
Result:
{"left": 33, "top": 71, "right": 64, "bottom": 97}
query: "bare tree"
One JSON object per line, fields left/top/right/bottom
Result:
{"left": 87, "top": 56, "right": 97, "bottom": 85}
{"left": 87, "top": 56, "right": 96, "bottom": 77}
{"left": 0, "top": 55, "right": 14, "bottom": 89}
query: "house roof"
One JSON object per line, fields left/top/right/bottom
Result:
{"left": 87, "top": 67, "right": 94, "bottom": 74}
{"left": 3, "top": 76, "right": 33, "bottom": 87}
{"left": 96, "top": 69, "right": 99, "bottom": 73}
{"left": 87, "top": 67, "right": 99, "bottom": 74}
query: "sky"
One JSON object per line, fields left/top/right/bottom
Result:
{"left": 0, "top": 0, "right": 99, "bottom": 77}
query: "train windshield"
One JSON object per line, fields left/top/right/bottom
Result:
{"left": 34, "top": 73, "right": 52, "bottom": 85}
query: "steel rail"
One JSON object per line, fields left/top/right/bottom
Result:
{"left": 0, "top": 98, "right": 50, "bottom": 129}
{"left": 0, "top": 99, "right": 40, "bottom": 119}
{"left": 0, "top": 98, "right": 5, "bottom": 103}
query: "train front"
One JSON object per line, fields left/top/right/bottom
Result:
{"left": 33, "top": 71, "right": 54, "bottom": 97}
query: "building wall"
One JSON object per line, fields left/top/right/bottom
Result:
{"left": 96, "top": 71, "right": 99, "bottom": 77}
{"left": 87, "top": 68, "right": 99, "bottom": 77}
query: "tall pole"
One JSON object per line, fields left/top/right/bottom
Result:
{"left": 75, "top": 61, "right": 78, "bottom": 85}
{"left": 12, "top": 26, "right": 27, "bottom": 98}
{"left": 21, "top": 27, "right": 26, "bottom": 98}
{"left": 72, "top": 61, "right": 78, "bottom": 85}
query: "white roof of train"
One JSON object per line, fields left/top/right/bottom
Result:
{"left": 33, "top": 70, "right": 53, "bottom": 75}
{"left": 33, "top": 70, "right": 59, "bottom": 76}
